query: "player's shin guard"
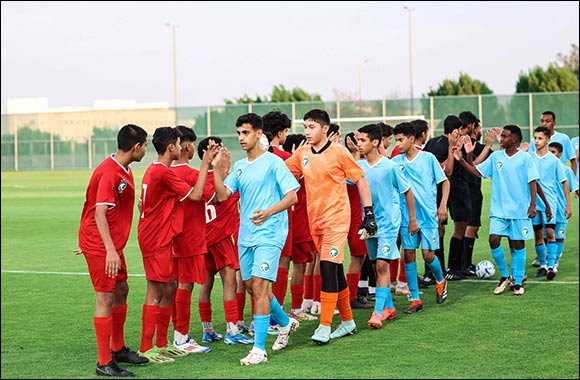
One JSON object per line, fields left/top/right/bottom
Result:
{"left": 403, "top": 262, "right": 420, "bottom": 300}
{"left": 111, "top": 304, "right": 127, "bottom": 352}
{"left": 426, "top": 256, "right": 444, "bottom": 282}
{"left": 491, "top": 246, "right": 510, "bottom": 278}
{"left": 511, "top": 248, "right": 526, "bottom": 285}
{"left": 547, "top": 242, "right": 557, "bottom": 268}
{"left": 269, "top": 298, "right": 289, "bottom": 327}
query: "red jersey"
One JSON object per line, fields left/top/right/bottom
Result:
{"left": 292, "top": 176, "right": 313, "bottom": 243}
{"left": 347, "top": 183, "right": 363, "bottom": 226}
{"left": 205, "top": 171, "right": 241, "bottom": 246}
{"left": 137, "top": 161, "right": 193, "bottom": 257}
{"left": 78, "top": 155, "right": 135, "bottom": 255}
{"left": 170, "top": 163, "right": 215, "bottom": 257}
{"left": 270, "top": 145, "right": 293, "bottom": 230}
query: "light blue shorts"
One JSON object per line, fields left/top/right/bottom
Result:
{"left": 238, "top": 244, "right": 281, "bottom": 282}
{"left": 401, "top": 227, "right": 439, "bottom": 251}
{"left": 489, "top": 217, "right": 534, "bottom": 240}
{"left": 555, "top": 221, "right": 568, "bottom": 239}
{"left": 366, "top": 235, "right": 400, "bottom": 261}
{"left": 532, "top": 210, "right": 556, "bottom": 226}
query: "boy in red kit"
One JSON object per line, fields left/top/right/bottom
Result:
{"left": 136, "top": 127, "right": 217, "bottom": 363}
{"left": 262, "top": 110, "right": 293, "bottom": 314}
{"left": 196, "top": 136, "right": 254, "bottom": 345}
{"left": 169, "top": 126, "right": 213, "bottom": 354}
{"left": 76, "top": 124, "right": 149, "bottom": 377}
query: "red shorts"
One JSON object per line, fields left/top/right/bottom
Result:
{"left": 142, "top": 245, "right": 173, "bottom": 282}
{"left": 292, "top": 240, "right": 316, "bottom": 264}
{"left": 280, "top": 228, "right": 292, "bottom": 258}
{"left": 172, "top": 255, "right": 206, "bottom": 285}
{"left": 84, "top": 250, "right": 128, "bottom": 292}
{"left": 205, "top": 235, "right": 240, "bottom": 274}
{"left": 348, "top": 223, "right": 368, "bottom": 257}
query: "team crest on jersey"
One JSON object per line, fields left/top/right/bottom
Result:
{"left": 329, "top": 247, "right": 339, "bottom": 258}
{"left": 496, "top": 161, "right": 503, "bottom": 170}
{"left": 302, "top": 157, "right": 309, "bottom": 167}
{"left": 236, "top": 168, "right": 243, "bottom": 178}
{"left": 432, "top": 237, "right": 436, "bottom": 245}
{"left": 522, "top": 227, "right": 529, "bottom": 237}
{"left": 399, "top": 165, "right": 406, "bottom": 172}
{"left": 382, "top": 244, "right": 390, "bottom": 254}
{"left": 117, "top": 180, "right": 127, "bottom": 192}
{"left": 259, "top": 261, "right": 270, "bottom": 273}
{"left": 558, "top": 228, "right": 565, "bottom": 237}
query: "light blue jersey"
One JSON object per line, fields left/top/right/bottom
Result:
{"left": 392, "top": 151, "right": 447, "bottom": 229}
{"left": 571, "top": 136, "right": 579, "bottom": 154}
{"left": 530, "top": 131, "right": 575, "bottom": 164}
{"left": 530, "top": 151, "right": 566, "bottom": 216}
{"left": 555, "top": 164, "right": 578, "bottom": 223}
{"left": 224, "top": 151, "right": 300, "bottom": 248}
{"left": 358, "top": 157, "right": 410, "bottom": 238}
{"left": 476, "top": 149, "right": 539, "bottom": 219}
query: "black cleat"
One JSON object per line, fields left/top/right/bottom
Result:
{"left": 535, "top": 267, "right": 547, "bottom": 277}
{"left": 403, "top": 300, "right": 423, "bottom": 314}
{"left": 111, "top": 346, "right": 149, "bottom": 365}
{"left": 350, "top": 296, "right": 373, "bottom": 309}
{"left": 546, "top": 267, "right": 557, "bottom": 281}
{"left": 96, "top": 361, "right": 134, "bottom": 377}
{"left": 445, "top": 270, "right": 466, "bottom": 281}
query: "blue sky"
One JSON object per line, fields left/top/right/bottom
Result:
{"left": 1, "top": 1, "right": 578, "bottom": 110}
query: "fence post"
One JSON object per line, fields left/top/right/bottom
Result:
{"left": 478, "top": 95, "right": 483, "bottom": 126}
{"left": 429, "top": 96, "right": 435, "bottom": 138}
{"left": 291, "top": 102, "right": 296, "bottom": 133}
{"left": 382, "top": 99, "right": 387, "bottom": 119}
{"left": 207, "top": 106, "right": 211, "bottom": 136}
{"left": 14, "top": 114, "right": 18, "bottom": 171}
{"left": 50, "top": 131, "right": 54, "bottom": 170}
{"left": 528, "top": 93, "right": 534, "bottom": 142}
{"left": 336, "top": 101, "right": 341, "bottom": 120}
{"left": 88, "top": 133, "right": 92, "bottom": 170}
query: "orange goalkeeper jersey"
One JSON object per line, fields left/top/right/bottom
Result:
{"left": 285, "top": 141, "right": 364, "bottom": 235}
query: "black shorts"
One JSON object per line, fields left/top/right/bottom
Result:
{"left": 448, "top": 185, "right": 472, "bottom": 222}
{"left": 468, "top": 191, "right": 483, "bottom": 227}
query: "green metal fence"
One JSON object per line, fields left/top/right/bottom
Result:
{"left": 1, "top": 93, "right": 578, "bottom": 171}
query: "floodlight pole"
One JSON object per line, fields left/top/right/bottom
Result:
{"left": 358, "top": 59, "right": 369, "bottom": 101}
{"left": 404, "top": 6, "right": 415, "bottom": 115}
{"left": 166, "top": 23, "right": 179, "bottom": 112}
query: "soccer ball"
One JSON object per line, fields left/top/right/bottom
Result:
{"left": 475, "top": 260, "right": 495, "bottom": 279}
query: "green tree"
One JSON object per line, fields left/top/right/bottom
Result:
{"left": 426, "top": 73, "right": 493, "bottom": 96}
{"left": 224, "top": 84, "right": 322, "bottom": 104}
{"left": 556, "top": 43, "right": 579, "bottom": 79}
{"left": 515, "top": 64, "right": 579, "bottom": 93}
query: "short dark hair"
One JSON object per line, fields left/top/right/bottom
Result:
{"left": 377, "top": 122, "right": 393, "bottom": 138}
{"left": 542, "top": 110, "right": 556, "bottom": 121}
{"left": 117, "top": 124, "right": 147, "bottom": 152}
{"left": 410, "top": 119, "right": 428, "bottom": 139}
{"left": 358, "top": 124, "right": 382, "bottom": 143}
{"left": 443, "top": 114, "right": 463, "bottom": 134}
{"left": 263, "top": 110, "right": 291, "bottom": 143}
{"left": 394, "top": 122, "right": 415, "bottom": 137}
{"left": 327, "top": 123, "right": 340, "bottom": 137}
{"left": 548, "top": 141, "right": 564, "bottom": 153}
{"left": 344, "top": 131, "right": 356, "bottom": 146}
{"left": 303, "top": 109, "right": 330, "bottom": 127}
{"left": 175, "top": 125, "right": 197, "bottom": 143}
{"left": 236, "top": 113, "right": 263, "bottom": 130}
{"left": 152, "top": 126, "right": 180, "bottom": 154}
{"left": 503, "top": 125, "right": 522, "bottom": 143}
{"left": 534, "top": 126, "right": 551, "bottom": 139}
{"left": 283, "top": 133, "right": 306, "bottom": 153}
{"left": 459, "top": 111, "right": 478, "bottom": 127}
{"left": 197, "top": 136, "right": 222, "bottom": 160}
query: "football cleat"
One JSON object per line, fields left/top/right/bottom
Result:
{"left": 330, "top": 320, "right": 357, "bottom": 339}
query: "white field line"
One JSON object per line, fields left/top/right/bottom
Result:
{"left": 1, "top": 269, "right": 579, "bottom": 284}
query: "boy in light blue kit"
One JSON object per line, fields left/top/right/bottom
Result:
{"left": 455, "top": 125, "right": 539, "bottom": 296}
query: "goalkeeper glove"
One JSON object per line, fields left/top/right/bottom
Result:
{"left": 358, "top": 206, "right": 377, "bottom": 240}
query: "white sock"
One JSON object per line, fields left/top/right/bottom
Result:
{"left": 174, "top": 330, "right": 187, "bottom": 345}
{"left": 202, "top": 321, "right": 214, "bottom": 334}
{"left": 226, "top": 321, "right": 238, "bottom": 336}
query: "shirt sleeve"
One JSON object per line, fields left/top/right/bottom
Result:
{"left": 275, "top": 157, "right": 300, "bottom": 194}
{"left": 285, "top": 149, "right": 303, "bottom": 176}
